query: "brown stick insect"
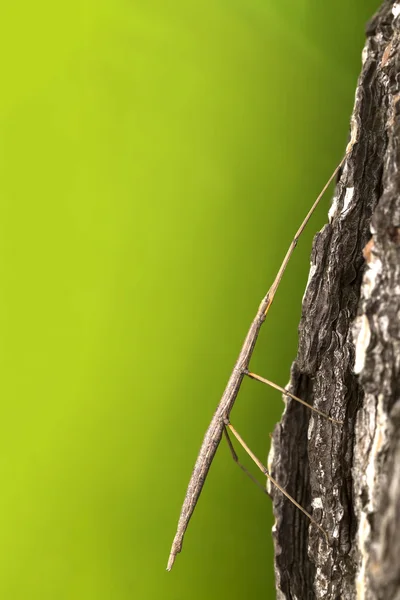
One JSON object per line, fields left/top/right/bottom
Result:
{"left": 167, "top": 150, "right": 349, "bottom": 571}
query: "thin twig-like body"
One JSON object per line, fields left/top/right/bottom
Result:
{"left": 167, "top": 155, "right": 346, "bottom": 571}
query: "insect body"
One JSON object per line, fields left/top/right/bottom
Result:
{"left": 167, "top": 154, "right": 347, "bottom": 571}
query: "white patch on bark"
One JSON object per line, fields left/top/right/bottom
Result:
{"left": 328, "top": 193, "right": 339, "bottom": 222}
{"left": 392, "top": 3, "right": 400, "bottom": 18}
{"left": 362, "top": 43, "right": 369, "bottom": 65}
{"left": 353, "top": 314, "right": 371, "bottom": 374}
{"left": 312, "top": 497, "right": 323, "bottom": 509}
{"left": 267, "top": 432, "right": 275, "bottom": 497}
{"left": 303, "top": 263, "right": 317, "bottom": 302}
{"left": 353, "top": 248, "right": 381, "bottom": 374}
{"left": 342, "top": 187, "right": 354, "bottom": 216}
{"left": 328, "top": 185, "right": 355, "bottom": 222}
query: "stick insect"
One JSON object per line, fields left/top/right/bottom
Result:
{"left": 167, "top": 151, "right": 349, "bottom": 571}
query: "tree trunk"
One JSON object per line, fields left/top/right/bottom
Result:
{"left": 270, "top": 2, "right": 400, "bottom": 598}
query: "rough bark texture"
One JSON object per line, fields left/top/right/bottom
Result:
{"left": 269, "top": 2, "right": 400, "bottom": 598}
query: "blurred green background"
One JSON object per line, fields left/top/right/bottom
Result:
{"left": 0, "top": 1, "right": 380, "bottom": 598}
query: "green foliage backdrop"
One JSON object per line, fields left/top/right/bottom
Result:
{"left": 0, "top": 1, "right": 380, "bottom": 598}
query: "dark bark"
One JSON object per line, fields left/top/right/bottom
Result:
{"left": 269, "top": 2, "right": 400, "bottom": 598}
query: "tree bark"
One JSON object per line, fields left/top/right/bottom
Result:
{"left": 269, "top": 2, "right": 400, "bottom": 598}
